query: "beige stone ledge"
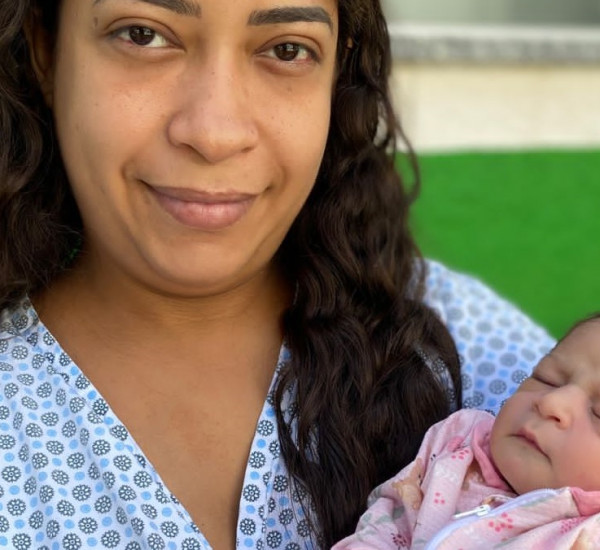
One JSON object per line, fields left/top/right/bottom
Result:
{"left": 389, "top": 23, "right": 600, "bottom": 64}
{"left": 390, "top": 62, "right": 600, "bottom": 151}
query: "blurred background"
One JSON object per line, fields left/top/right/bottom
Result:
{"left": 382, "top": 0, "right": 600, "bottom": 337}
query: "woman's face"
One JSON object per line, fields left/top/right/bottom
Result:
{"left": 43, "top": 0, "right": 338, "bottom": 296}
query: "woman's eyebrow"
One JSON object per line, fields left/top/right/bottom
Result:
{"left": 92, "top": 2, "right": 332, "bottom": 31}
{"left": 93, "top": 0, "right": 202, "bottom": 18}
{"left": 247, "top": 7, "right": 333, "bottom": 31}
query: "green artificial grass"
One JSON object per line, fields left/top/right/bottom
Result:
{"left": 403, "top": 149, "right": 599, "bottom": 338}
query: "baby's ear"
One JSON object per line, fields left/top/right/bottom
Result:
{"left": 24, "top": 8, "right": 56, "bottom": 107}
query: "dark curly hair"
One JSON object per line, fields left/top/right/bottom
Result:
{"left": 0, "top": 0, "right": 461, "bottom": 547}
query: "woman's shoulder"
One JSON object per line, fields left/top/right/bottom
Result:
{"left": 1, "top": 296, "right": 39, "bottom": 338}
{"left": 0, "top": 296, "right": 42, "bottom": 369}
{"left": 0, "top": 296, "right": 63, "bottom": 407}
{"left": 422, "top": 259, "right": 555, "bottom": 415}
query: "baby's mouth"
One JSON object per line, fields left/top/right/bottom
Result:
{"left": 516, "top": 429, "right": 547, "bottom": 457}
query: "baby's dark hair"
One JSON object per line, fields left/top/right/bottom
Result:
{"left": 558, "top": 312, "right": 600, "bottom": 343}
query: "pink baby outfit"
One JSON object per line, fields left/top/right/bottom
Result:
{"left": 333, "top": 409, "right": 600, "bottom": 549}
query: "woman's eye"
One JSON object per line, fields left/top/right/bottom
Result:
{"left": 267, "top": 43, "right": 316, "bottom": 63}
{"left": 113, "top": 26, "right": 170, "bottom": 48}
{"left": 530, "top": 373, "right": 557, "bottom": 387}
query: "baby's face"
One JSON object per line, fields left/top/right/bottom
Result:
{"left": 490, "top": 319, "right": 600, "bottom": 494}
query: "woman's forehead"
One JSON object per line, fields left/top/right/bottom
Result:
{"left": 93, "top": 0, "right": 202, "bottom": 17}
{"left": 550, "top": 319, "right": 600, "bottom": 373}
{"left": 90, "top": 0, "right": 338, "bottom": 19}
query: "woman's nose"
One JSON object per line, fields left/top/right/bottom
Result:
{"left": 166, "top": 60, "right": 259, "bottom": 164}
{"left": 534, "top": 384, "right": 585, "bottom": 427}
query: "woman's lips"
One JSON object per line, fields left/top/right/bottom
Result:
{"left": 148, "top": 184, "right": 256, "bottom": 231}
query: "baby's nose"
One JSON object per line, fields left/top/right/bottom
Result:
{"left": 535, "top": 384, "right": 586, "bottom": 427}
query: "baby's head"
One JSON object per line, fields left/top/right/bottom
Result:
{"left": 490, "top": 314, "right": 600, "bottom": 494}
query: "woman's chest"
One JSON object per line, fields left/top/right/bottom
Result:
{"left": 125, "top": 394, "right": 267, "bottom": 550}
{"left": 1, "top": 362, "right": 287, "bottom": 550}
{"left": 1, "top": 325, "right": 315, "bottom": 549}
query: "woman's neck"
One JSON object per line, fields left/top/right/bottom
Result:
{"left": 32, "top": 249, "right": 291, "bottom": 383}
